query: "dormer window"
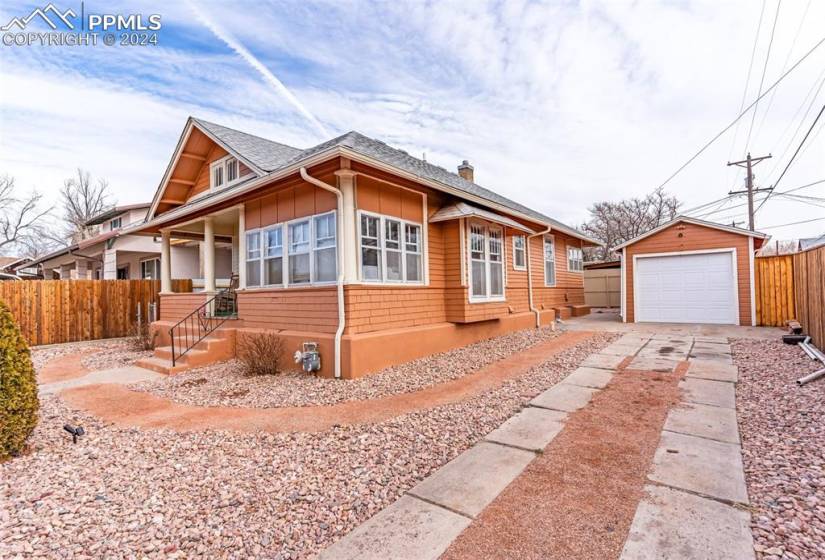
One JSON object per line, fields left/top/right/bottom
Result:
{"left": 110, "top": 217, "right": 122, "bottom": 230}
{"left": 210, "top": 155, "right": 241, "bottom": 190}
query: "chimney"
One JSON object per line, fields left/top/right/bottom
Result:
{"left": 457, "top": 160, "right": 474, "bottom": 182}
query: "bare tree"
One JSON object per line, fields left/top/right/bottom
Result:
{"left": 581, "top": 187, "right": 681, "bottom": 261}
{"left": 0, "top": 175, "right": 51, "bottom": 254}
{"left": 60, "top": 168, "right": 113, "bottom": 242}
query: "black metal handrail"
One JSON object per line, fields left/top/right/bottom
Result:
{"left": 169, "top": 283, "right": 236, "bottom": 366}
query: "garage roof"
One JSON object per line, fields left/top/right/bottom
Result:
{"left": 613, "top": 215, "right": 769, "bottom": 250}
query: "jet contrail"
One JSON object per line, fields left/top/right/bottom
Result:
{"left": 184, "top": 0, "right": 330, "bottom": 139}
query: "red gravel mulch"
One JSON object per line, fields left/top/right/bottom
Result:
{"left": 441, "top": 363, "right": 685, "bottom": 560}
{"left": 733, "top": 338, "right": 825, "bottom": 560}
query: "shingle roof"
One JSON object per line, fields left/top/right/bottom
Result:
{"left": 190, "top": 119, "right": 596, "bottom": 242}
{"left": 193, "top": 118, "right": 303, "bottom": 172}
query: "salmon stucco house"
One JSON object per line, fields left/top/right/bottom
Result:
{"left": 129, "top": 117, "right": 599, "bottom": 378}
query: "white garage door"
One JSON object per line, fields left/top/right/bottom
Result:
{"left": 635, "top": 251, "right": 737, "bottom": 324}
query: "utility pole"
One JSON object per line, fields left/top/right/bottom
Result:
{"left": 727, "top": 152, "right": 772, "bottom": 231}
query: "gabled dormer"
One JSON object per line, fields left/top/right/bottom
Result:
{"left": 147, "top": 117, "right": 302, "bottom": 220}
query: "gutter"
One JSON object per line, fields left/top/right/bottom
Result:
{"left": 299, "top": 167, "right": 345, "bottom": 379}
{"left": 526, "top": 226, "right": 553, "bottom": 328}
{"left": 132, "top": 146, "right": 599, "bottom": 246}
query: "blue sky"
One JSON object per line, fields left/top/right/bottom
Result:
{"left": 1, "top": 0, "right": 824, "bottom": 240}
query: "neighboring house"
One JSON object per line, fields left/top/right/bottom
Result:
{"left": 26, "top": 204, "right": 214, "bottom": 283}
{"left": 615, "top": 216, "right": 768, "bottom": 326}
{"left": 129, "top": 117, "right": 599, "bottom": 378}
{"left": 1, "top": 256, "right": 40, "bottom": 279}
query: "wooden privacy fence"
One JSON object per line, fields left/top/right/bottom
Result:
{"left": 754, "top": 255, "right": 796, "bottom": 327}
{"left": 793, "top": 245, "right": 825, "bottom": 347}
{"left": 755, "top": 246, "right": 825, "bottom": 347}
{"left": 0, "top": 279, "right": 192, "bottom": 346}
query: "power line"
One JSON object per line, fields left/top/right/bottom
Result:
{"left": 727, "top": 0, "right": 767, "bottom": 186}
{"left": 760, "top": 216, "right": 825, "bottom": 230}
{"left": 654, "top": 33, "right": 825, "bottom": 191}
{"left": 744, "top": 0, "right": 782, "bottom": 154}
{"left": 684, "top": 178, "right": 825, "bottom": 220}
{"left": 753, "top": 0, "right": 813, "bottom": 144}
{"left": 755, "top": 103, "right": 825, "bottom": 213}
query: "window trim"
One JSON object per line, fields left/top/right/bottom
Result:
{"left": 210, "top": 155, "right": 246, "bottom": 191}
{"left": 512, "top": 234, "right": 526, "bottom": 271}
{"left": 467, "top": 220, "right": 507, "bottom": 303}
{"left": 242, "top": 210, "right": 338, "bottom": 290}
{"left": 139, "top": 257, "right": 160, "bottom": 280}
{"left": 567, "top": 245, "right": 584, "bottom": 273}
{"left": 109, "top": 217, "right": 122, "bottom": 230}
{"left": 543, "top": 234, "right": 557, "bottom": 287}
{"left": 356, "top": 210, "right": 425, "bottom": 286}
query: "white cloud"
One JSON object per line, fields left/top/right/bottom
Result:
{"left": 0, "top": 0, "right": 823, "bottom": 241}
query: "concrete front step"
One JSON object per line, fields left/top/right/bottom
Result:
{"left": 135, "top": 329, "right": 236, "bottom": 375}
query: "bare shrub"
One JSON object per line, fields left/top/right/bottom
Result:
{"left": 129, "top": 320, "right": 156, "bottom": 351}
{"left": 237, "top": 332, "right": 283, "bottom": 376}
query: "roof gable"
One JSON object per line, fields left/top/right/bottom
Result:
{"left": 614, "top": 215, "right": 769, "bottom": 250}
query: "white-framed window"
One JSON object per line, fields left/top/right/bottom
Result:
{"left": 109, "top": 217, "right": 122, "bottom": 230}
{"left": 358, "top": 211, "right": 424, "bottom": 284}
{"left": 567, "top": 245, "right": 583, "bottom": 272}
{"left": 469, "top": 222, "right": 505, "bottom": 301}
{"left": 263, "top": 225, "right": 283, "bottom": 286}
{"left": 512, "top": 234, "right": 526, "bottom": 270}
{"left": 244, "top": 211, "right": 337, "bottom": 288}
{"left": 313, "top": 212, "right": 337, "bottom": 282}
{"left": 245, "top": 229, "right": 262, "bottom": 287}
{"left": 210, "top": 155, "right": 242, "bottom": 190}
{"left": 140, "top": 257, "right": 160, "bottom": 280}
{"left": 544, "top": 234, "right": 556, "bottom": 287}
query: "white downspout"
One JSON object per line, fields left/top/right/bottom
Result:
{"left": 300, "top": 167, "right": 345, "bottom": 379}
{"left": 527, "top": 226, "right": 552, "bottom": 328}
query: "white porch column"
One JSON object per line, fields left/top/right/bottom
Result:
{"left": 238, "top": 205, "right": 246, "bottom": 289}
{"left": 335, "top": 170, "right": 358, "bottom": 283}
{"left": 160, "top": 230, "right": 172, "bottom": 293}
{"left": 204, "top": 216, "right": 216, "bottom": 293}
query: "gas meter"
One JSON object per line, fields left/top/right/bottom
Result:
{"left": 293, "top": 342, "right": 321, "bottom": 373}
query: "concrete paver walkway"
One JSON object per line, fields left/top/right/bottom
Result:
{"left": 322, "top": 332, "right": 756, "bottom": 560}
{"left": 620, "top": 338, "right": 755, "bottom": 559}
{"left": 39, "top": 365, "right": 162, "bottom": 395}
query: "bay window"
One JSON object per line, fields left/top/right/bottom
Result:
{"left": 244, "top": 210, "right": 337, "bottom": 287}
{"left": 359, "top": 212, "right": 424, "bottom": 284}
{"left": 512, "top": 235, "right": 526, "bottom": 270}
{"left": 544, "top": 235, "right": 556, "bottom": 286}
{"left": 469, "top": 222, "right": 505, "bottom": 301}
{"left": 567, "top": 246, "right": 583, "bottom": 272}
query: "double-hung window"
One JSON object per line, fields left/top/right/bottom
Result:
{"left": 246, "top": 230, "right": 262, "bottom": 287}
{"left": 359, "top": 212, "right": 423, "bottom": 284}
{"left": 109, "top": 217, "right": 122, "bottom": 230}
{"left": 469, "top": 222, "right": 505, "bottom": 301}
{"left": 313, "top": 213, "right": 337, "bottom": 282}
{"left": 544, "top": 235, "right": 556, "bottom": 286}
{"left": 263, "top": 226, "right": 283, "bottom": 285}
{"left": 567, "top": 246, "right": 583, "bottom": 272}
{"left": 512, "top": 234, "right": 526, "bottom": 270}
{"left": 245, "top": 211, "right": 337, "bottom": 287}
{"left": 288, "top": 220, "right": 311, "bottom": 284}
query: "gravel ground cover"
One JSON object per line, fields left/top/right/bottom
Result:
{"left": 132, "top": 327, "right": 563, "bottom": 408}
{"left": 1, "top": 331, "right": 615, "bottom": 559}
{"left": 733, "top": 338, "right": 825, "bottom": 560}
{"left": 30, "top": 338, "right": 149, "bottom": 372}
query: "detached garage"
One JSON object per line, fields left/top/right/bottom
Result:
{"left": 616, "top": 216, "right": 768, "bottom": 326}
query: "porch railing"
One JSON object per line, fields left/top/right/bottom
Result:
{"left": 169, "top": 282, "right": 237, "bottom": 366}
